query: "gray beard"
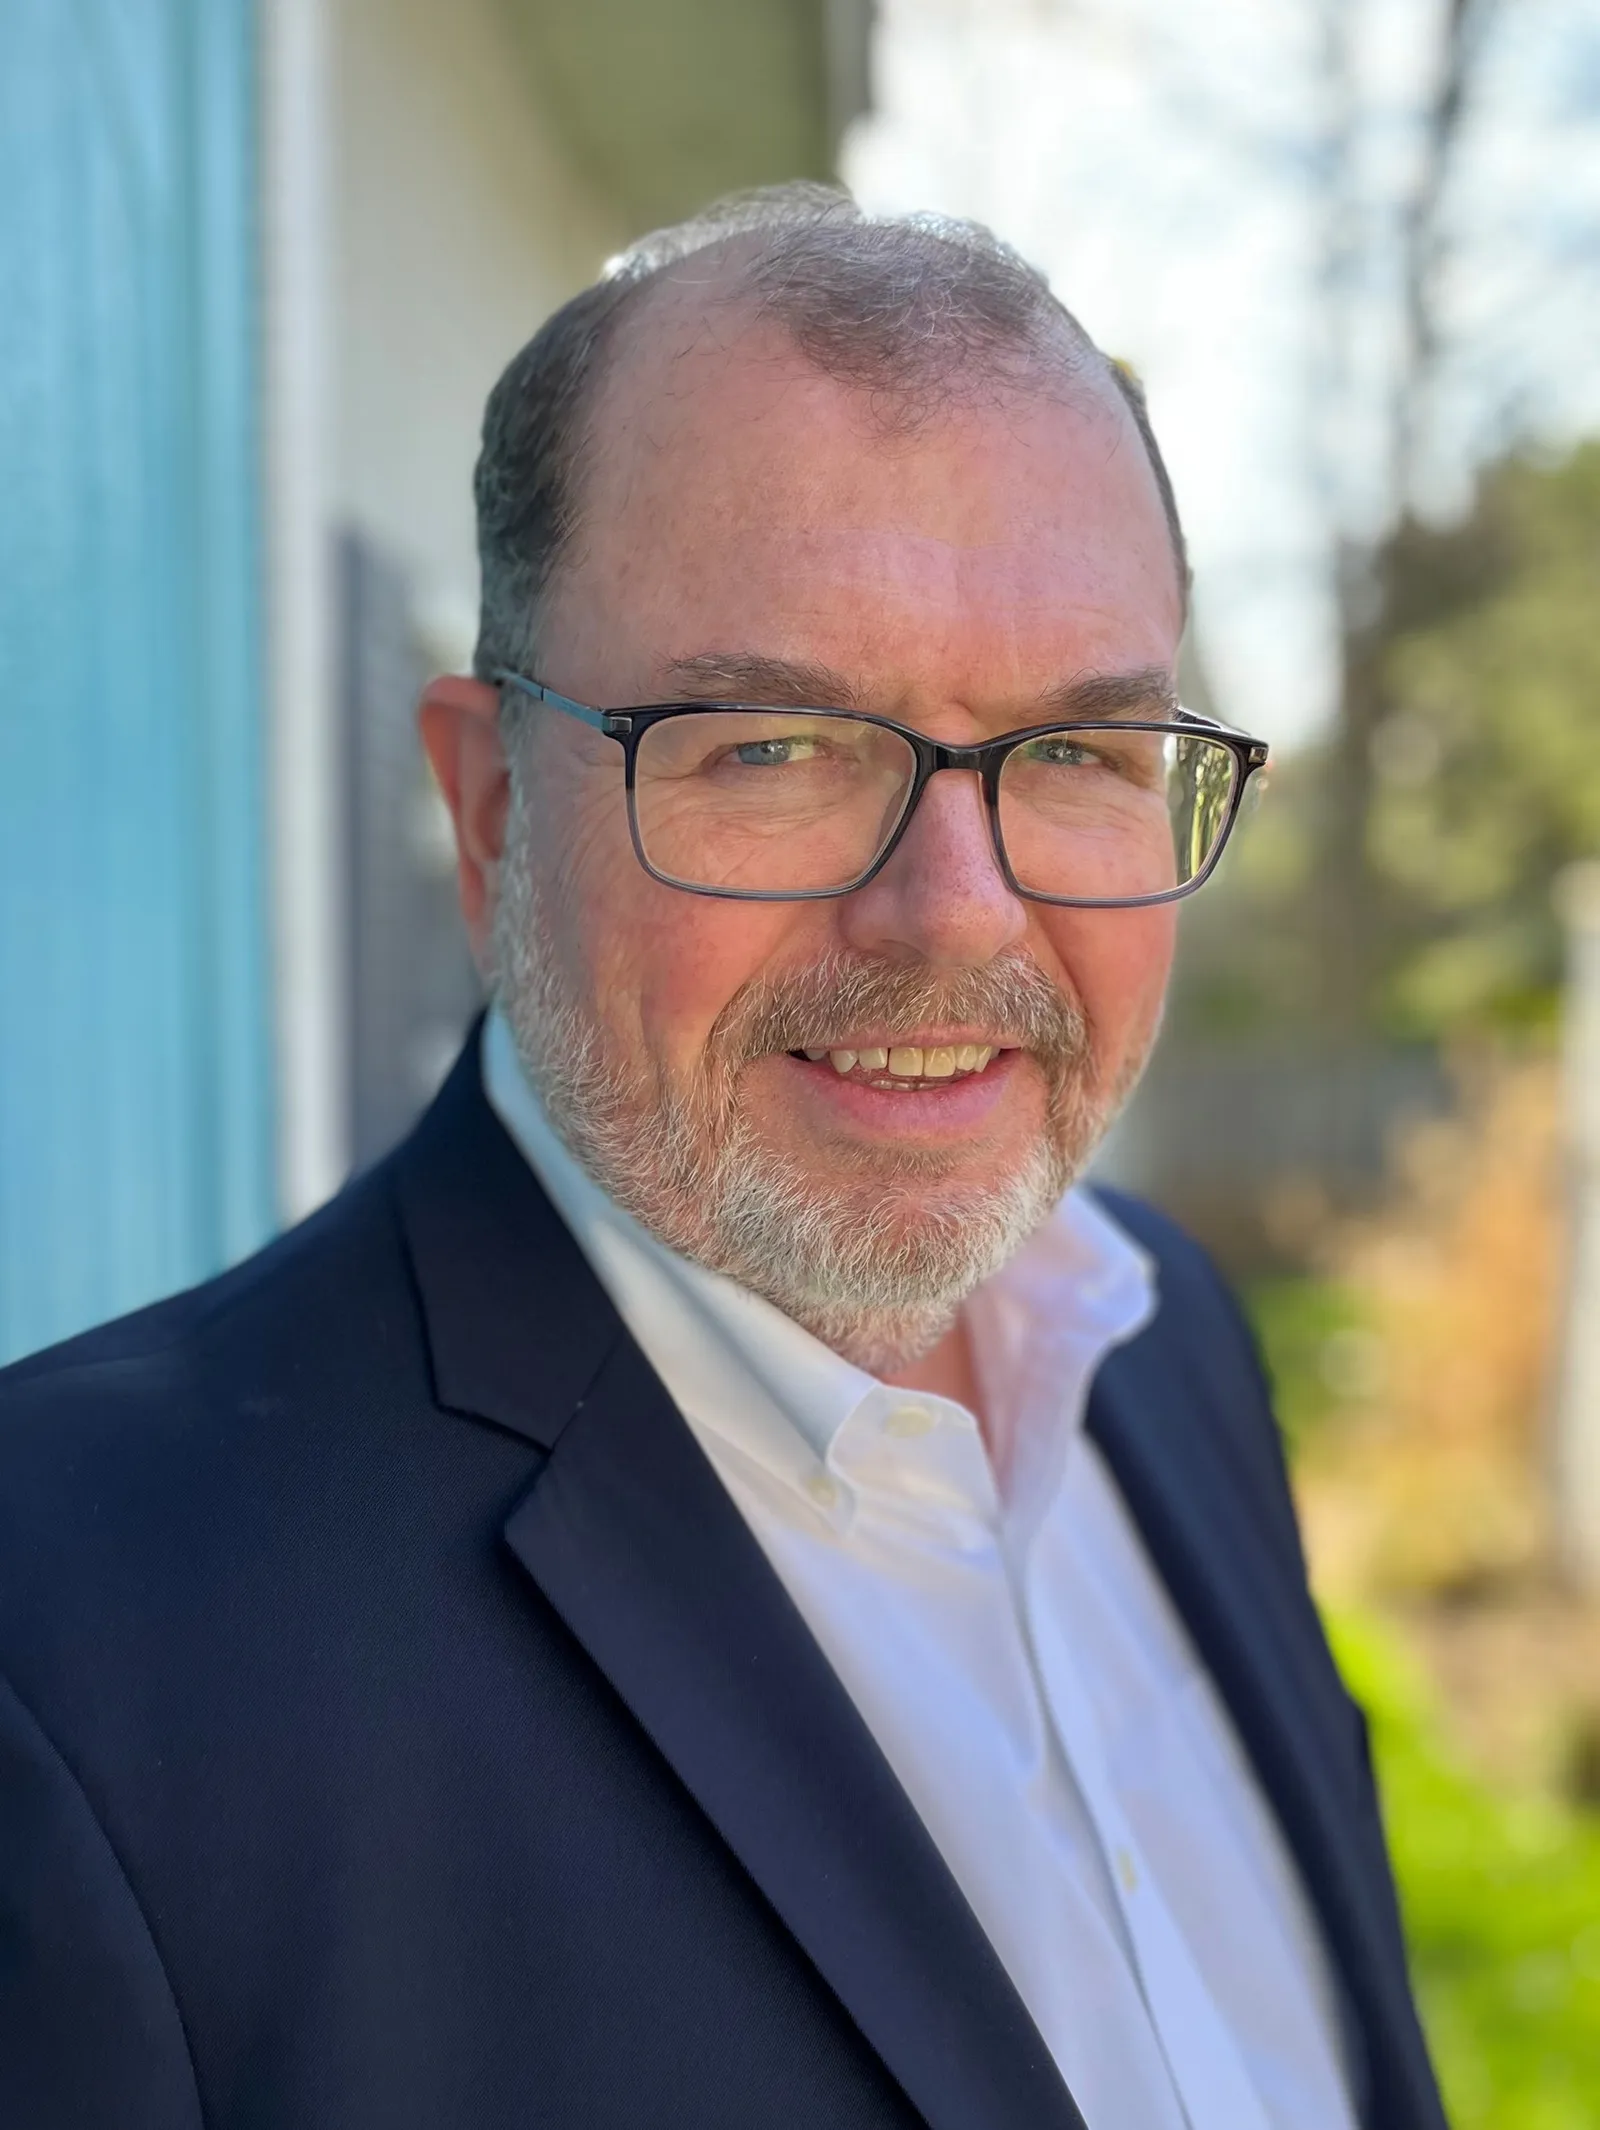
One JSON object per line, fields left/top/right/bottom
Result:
{"left": 490, "top": 769, "right": 1145, "bottom": 1374}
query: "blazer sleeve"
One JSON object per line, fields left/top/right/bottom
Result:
{"left": 0, "top": 1668, "right": 205, "bottom": 2129}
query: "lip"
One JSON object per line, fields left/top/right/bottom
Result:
{"left": 765, "top": 1045, "right": 1029, "bottom": 1141}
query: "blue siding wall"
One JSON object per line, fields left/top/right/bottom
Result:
{"left": 0, "top": 0, "right": 273, "bottom": 1362}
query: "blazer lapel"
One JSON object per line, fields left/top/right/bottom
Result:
{"left": 1087, "top": 1322, "right": 1448, "bottom": 2130}
{"left": 395, "top": 1040, "right": 1085, "bottom": 2130}
{"left": 506, "top": 1336, "right": 1085, "bottom": 2130}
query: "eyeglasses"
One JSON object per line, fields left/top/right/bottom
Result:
{"left": 494, "top": 670, "right": 1269, "bottom": 909}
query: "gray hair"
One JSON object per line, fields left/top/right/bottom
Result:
{"left": 473, "top": 182, "right": 1188, "bottom": 706}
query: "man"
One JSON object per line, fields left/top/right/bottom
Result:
{"left": 0, "top": 188, "right": 1445, "bottom": 2129}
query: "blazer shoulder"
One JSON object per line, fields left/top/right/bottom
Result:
{"left": 1092, "top": 1180, "right": 1224, "bottom": 1275}
{"left": 0, "top": 1151, "right": 463, "bottom": 1735}
{"left": 1090, "top": 1185, "right": 1260, "bottom": 1351}
{"left": 1099, "top": 1184, "right": 1261, "bottom": 1346}
{"left": 0, "top": 1156, "right": 410, "bottom": 1465}
{"left": 1088, "top": 1184, "right": 1309, "bottom": 1576}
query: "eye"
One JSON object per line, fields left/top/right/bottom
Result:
{"left": 1012, "top": 730, "right": 1165, "bottom": 786}
{"left": 729, "top": 735, "right": 821, "bottom": 768}
{"left": 1017, "top": 736, "right": 1097, "bottom": 768}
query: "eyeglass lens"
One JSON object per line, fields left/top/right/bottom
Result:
{"left": 630, "top": 711, "right": 1239, "bottom": 901}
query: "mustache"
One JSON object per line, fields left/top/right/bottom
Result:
{"left": 710, "top": 950, "right": 1092, "bottom": 1074}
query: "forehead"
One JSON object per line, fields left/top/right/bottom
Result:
{"left": 551, "top": 296, "right": 1183, "bottom": 698}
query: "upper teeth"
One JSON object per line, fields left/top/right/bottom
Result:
{"left": 811, "top": 1043, "right": 996, "bottom": 1078}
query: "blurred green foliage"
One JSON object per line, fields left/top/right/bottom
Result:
{"left": 1329, "top": 1609, "right": 1600, "bottom": 2129}
{"left": 1179, "top": 441, "right": 1600, "bottom": 1044}
{"left": 1250, "top": 1273, "right": 1600, "bottom": 2120}
{"left": 1245, "top": 1277, "right": 1376, "bottom": 1455}
{"left": 1365, "top": 445, "right": 1600, "bottom": 1034}
{"left": 1188, "top": 443, "right": 1600, "bottom": 2113}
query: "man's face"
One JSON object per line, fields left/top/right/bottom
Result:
{"left": 460, "top": 299, "right": 1183, "bottom": 1365}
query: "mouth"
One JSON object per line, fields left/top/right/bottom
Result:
{"left": 783, "top": 1036, "right": 1016, "bottom": 1090}
{"left": 757, "top": 1029, "right": 1037, "bottom": 1150}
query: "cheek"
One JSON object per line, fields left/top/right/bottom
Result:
{"left": 1035, "top": 906, "right": 1176, "bottom": 1051}
{"left": 628, "top": 904, "right": 795, "bottom": 1070}
{"left": 547, "top": 786, "right": 819, "bottom": 1071}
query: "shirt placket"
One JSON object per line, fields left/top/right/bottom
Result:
{"left": 828, "top": 1412, "right": 1203, "bottom": 2130}
{"left": 1022, "top": 1515, "right": 1278, "bottom": 2130}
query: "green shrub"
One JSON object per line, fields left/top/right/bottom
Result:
{"left": 1245, "top": 1276, "right": 1378, "bottom": 1455}
{"left": 1328, "top": 1608, "right": 1600, "bottom": 2128}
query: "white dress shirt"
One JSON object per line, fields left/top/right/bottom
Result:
{"left": 484, "top": 1010, "right": 1358, "bottom": 2130}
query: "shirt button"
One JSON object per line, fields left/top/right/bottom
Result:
{"left": 806, "top": 1472, "right": 840, "bottom": 1510}
{"left": 886, "top": 1404, "right": 935, "bottom": 1438}
{"left": 1114, "top": 1847, "right": 1140, "bottom": 1895}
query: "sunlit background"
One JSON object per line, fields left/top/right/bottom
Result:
{"left": 2, "top": 0, "right": 1598, "bottom": 2116}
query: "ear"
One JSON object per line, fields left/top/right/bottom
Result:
{"left": 419, "top": 673, "right": 508, "bottom": 971}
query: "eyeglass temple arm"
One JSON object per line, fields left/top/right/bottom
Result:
{"left": 1175, "top": 705, "right": 1270, "bottom": 769}
{"left": 493, "top": 670, "right": 620, "bottom": 734}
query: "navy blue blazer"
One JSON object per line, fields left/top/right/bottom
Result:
{"left": 0, "top": 1035, "right": 1446, "bottom": 2130}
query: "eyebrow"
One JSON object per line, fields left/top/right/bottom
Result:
{"left": 657, "top": 652, "right": 862, "bottom": 709}
{"left": 1034, "top": 667, "right": 1180, "bottom": 721}
{"left": 656, "top": 652, "right": 1179, "bottom": 723}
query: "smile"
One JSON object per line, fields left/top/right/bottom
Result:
{"left": 787, "top": 1040, "right": 1009, "bottom": 1087}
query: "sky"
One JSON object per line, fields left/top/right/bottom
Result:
{"left": 844, "top": 0, "right": 1600, "bottom": 751}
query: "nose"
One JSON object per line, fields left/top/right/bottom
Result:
{"left": 837, "top": 767, "right": 1028, "bottom": 968}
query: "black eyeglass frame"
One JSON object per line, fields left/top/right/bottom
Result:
{"left": 494, "top": 668, "right": 1270, "bottom": 909}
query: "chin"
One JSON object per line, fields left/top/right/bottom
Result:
{"left": 700, "top": 1127, "right": 1074, "bottom": 1331}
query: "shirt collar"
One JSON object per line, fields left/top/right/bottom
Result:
{"left": 483, "top": 1010, "right": 873, "bottom": 1491}
{"left": 481, "top": 1007, "right": 1156, "bottom": 1504}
